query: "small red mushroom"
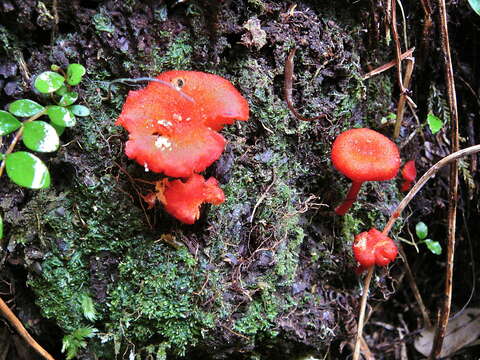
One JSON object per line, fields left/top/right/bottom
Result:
{"left": 331, "top": 128, "right": 400, "bottom": 215}
{"left": 155, "top": 174, "right": 225, "bottom": 225}
{"left": 353, "top": 228, "right": 398, "bottom": 272}
{"left": 400, "top": 160, "right": 416, "bottom": 192}
{"left": 116, "top": 71, "right": 249, "bottom": 178}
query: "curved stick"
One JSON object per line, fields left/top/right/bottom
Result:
{"left": 352, "top": 266, "right": 374, "bottom": 360}
{"left": 0, "top": 297, "right": 55, "bottom": 360}
{"left": 383, "top": 144, "right": 480, "bottom": 235}
{"left": 284, "top": 47, "right": 327, "bottom": 122}
{"left": 353, "top": 144, "right": 480, "bottom": 360}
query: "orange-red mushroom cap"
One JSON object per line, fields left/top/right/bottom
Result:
{"left": 158, "top": 174, "right": 225, "bottom": 225}
{"left": 116, "top": 71, "right": 249, "bottom": 178}
{"left": 332, "top": 128, "right": 400, "bottom": 182}
{"left": 353, "top": 228, "right": 398, "bottom": 269}
{"left": 156, "top": 71, "right": 249, "bottom": 131}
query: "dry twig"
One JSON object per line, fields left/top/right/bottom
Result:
{"left": 393, "top": 56, "right": 415, "bottom": 138}
{"left": 429, "top": 0, "right": 460, "bottom": 357}
{"left": 0, "top": 297, "right": 55, "bottom": 360}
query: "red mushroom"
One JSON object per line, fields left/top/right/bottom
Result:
{"left": 353, "top": 228, "right": 398, "bottom": 272}
{"left": 331, "top": 128, "right": 400, "bottom": 215}
{"left": 155, "top": 174, "right": 225, "bottom": 225}
{"left": 116, "top": 71, "right": 249, "bottom": 178}
{"left": 400, "top": 160, "right": 416, "bottom": 192}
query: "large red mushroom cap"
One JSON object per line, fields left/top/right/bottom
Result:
{"left": 116, "top": 71, "right": 249, "bottom": 178}
{"left": 332, "top": 128, "right": 400, "bottom": 182}
{"left": 157, "top": 174, "right": 225, "bottom": 225}
{"left": 156, "top": 71, "right": 249, "bottom": 131}
{"left": 331, "top": 128, "right": 401, "bottom": 215}
{"left": 353, "top": 228, "right": 398, "bottom": 270}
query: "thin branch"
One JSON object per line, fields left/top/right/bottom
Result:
{"left": 383, "top": 145, "right": 479, "bottom": 235}
{"left": 393, "top": 57, "right": 415, "bottom": 138}
{"left": 284, "top": 47, "right": 328, "bottom": 121}
{"left": 0, "top": 297, "right": 56, "bottom": 360}
{"left": 429, "top": 0, "right": 460, "bottom": 357}
{"left": 362, "top": 48, "right": 414, "bottom": 80}
{"left": 390, "top": 0, "right": 406, "bottom": 93}
{"left": 352, "top": 267, "right": 374, "bottom": 360}
{"left": 398, "top": 244, "right": 432, "bottom": 328}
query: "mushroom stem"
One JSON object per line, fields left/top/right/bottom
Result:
{"left": 335, "top": 181, "right": 363, "bottom": 216}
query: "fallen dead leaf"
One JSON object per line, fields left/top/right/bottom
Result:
{"left": 414, "top": 308, "right": 480, "bottom": 357}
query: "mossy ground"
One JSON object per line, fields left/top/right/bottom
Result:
{"left": 0, "top": 1, "right": 405, "bottom": 359}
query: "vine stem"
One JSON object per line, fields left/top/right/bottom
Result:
{"left": 0, "top": 108, "right": 48, "bottom": 178}
{"left": 0, "top": 297, "right": 56, "bottom": 360}
{"left": 352, "top": 144, "right": 480, "bottom": 360}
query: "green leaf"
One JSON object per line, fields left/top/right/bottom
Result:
{"left": 0, "top": 215, "right": 3, "bottom": 240}
{"left": 66, "top": 64, "right": 86, "bottom": 86}
{"left": 47, "top": 106, "right": 76, "bottom": 127}
{"left": 55, "top": 84, "right": 68, "bottom": 96}
{"left": 427, "top": 113, "right": 443, "bottom": 134}
{"left": 34, "top": 71, "right": 65, "bottom": 93}
{"left": 415, "top": 222, "right": 428, "bottom": 240}
{"left": 5, "top": 152, "right": 50, "bottom": 189}
{"left": 50, "top": 121, "right": 65, "bottom": 136}
{"left": 23, "top": 121, "right": 60, "bottom": 152}
{"left": 69, "top": 104, "right": 90, "bottom": 117}
{"left": 50, "top": 64, "right": 61, "bottom": 72}
{"left": 0, "top": 111, "right": 21, "bottom": 135}
{"left": 468, "top": 0, "right": 480, "bottom": 15}
{"left": 62, "top": 327, "right": 97, "bottom": 360}
{"left": 425, "top": 239, "right": 442, "bottom": 255}
{"left": 58, "top": 92, "right": 78, "bottom": 106}
{"left": 9, "top": 100, "right": 45, "bottom": 117}
{"left": 80, "top": 294, "right": 97, "bottom": 322}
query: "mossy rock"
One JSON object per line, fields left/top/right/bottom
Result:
{"left": 0, "top": 1, "right": 403, "bottom": 358}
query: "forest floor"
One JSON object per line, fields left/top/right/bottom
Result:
{"left": 0, "top": 0, "right": 479, "bottom": 359}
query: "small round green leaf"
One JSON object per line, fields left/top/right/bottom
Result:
{"left": 0, "top": 111, "right": 21, "bottom": 135}
{"left": 415, "top": 222, "right": 428, "bottom": 240}
{"left": 58, "top": 91, "right": 78, "bottom": 106}
{"left": 69, "top": 105, "right": 90, "bottom": 117}
{"left": 34, "top": 71, "right": 65, "bottom": 93}
{"left": 50, "top": 121, "right": 65, "bottom": 136}
{"left": 66, "top": 64, "right": 86, "bottom": 86}
{"left": 5, "top": 152, "right": 50, "bottom": 189}
{"left": 23, "top": 121, "right": 60, "bottom": 152}
{"left": 47, "top": 106, "right": 76, "bottom": 127}
{"left": 425, "top": 239, "right": 442, "bottom": 255}
{"left": 427, "top": 113, "right": 443, "bottom": 135}
{"left": 9, "top": 100, "right": 45, "bottom": 117}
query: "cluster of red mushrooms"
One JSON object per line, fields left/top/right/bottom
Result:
{"left": 116, "top": 70, "right": 249, "bottom": 224}
{"left": 332, "top": 127, "right": 417, "bottom": 271}
{"left": 116, "top": 70, "right": 417, "bottom": 272}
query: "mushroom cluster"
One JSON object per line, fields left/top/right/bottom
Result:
{"left": 117, "top": 70, "right": 249, "bottom": 223}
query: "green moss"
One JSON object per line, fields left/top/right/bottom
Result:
{"left": 23, "top": 177, "right": 216, "bottom": 356}
{"left": 107, "top": 246, "right": 213, "bottom": 356}
{"left": 145, "top": 32, "right": 194, "bottom": 74}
